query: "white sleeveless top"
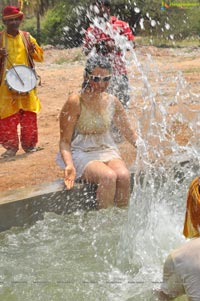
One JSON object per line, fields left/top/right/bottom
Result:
{"left": 56, "top": 94, "right": 121, "bottom": 179}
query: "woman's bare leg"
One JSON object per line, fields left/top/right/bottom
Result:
{"left": 82, "top": 161, "right": 117, "bottom": 209}
{"left": 107, "top": 159, "right": 130, "bottom": 207}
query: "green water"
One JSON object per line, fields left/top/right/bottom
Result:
{"left": 0, "top": 203, "right": 189, "bottom": 301}
{"left": 0, "top": 208, "right": 138, "bottom": 301}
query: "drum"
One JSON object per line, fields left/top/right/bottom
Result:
{"left": 5, "top": 65, "right": 37, "bottom": 93}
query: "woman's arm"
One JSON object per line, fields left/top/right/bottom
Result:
{"left": 113, "top": 98, "right": 137, "bottom": 147}
{"left": 59, "top": 94, "right": 80, "bottom": 189}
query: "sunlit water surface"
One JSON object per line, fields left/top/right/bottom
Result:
{"left": 0, "top": 208, "right": 131, "bottom": 301}
{"left": 1, "top": 117, "right": 198, "bottom": 301}
{"left": 0, "top": 195, "right": 193, "bottom": 301}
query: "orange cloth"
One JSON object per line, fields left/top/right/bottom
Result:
{"left": 183, "top": 177, "right": 200, "bottom": 238}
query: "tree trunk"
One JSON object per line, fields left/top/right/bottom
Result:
{"left": 36, "top": 9, "right": 41, "bottom": 42}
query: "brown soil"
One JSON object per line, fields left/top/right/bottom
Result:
{"left": 0, "top": 44, "right": 199, "bottom": 193}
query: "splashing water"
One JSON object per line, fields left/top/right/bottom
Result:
{"left": 115, "top": 37, "right": 199, "bottom": 300}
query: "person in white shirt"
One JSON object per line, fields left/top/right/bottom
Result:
{"left": 156, "top": 176, "right": 200, "bottom": 301}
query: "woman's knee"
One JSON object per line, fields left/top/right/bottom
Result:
{"left": 100, "top": 169, "right": 117, "bottom": 187}
{"left": 116, "top": 168, "right": 130, "bottom": 184}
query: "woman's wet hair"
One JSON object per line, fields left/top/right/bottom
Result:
{"left": 85, "top": 54, "right": 112, "bottom": 74}
{"left": 82, "top": 54, "right": 112, "bottom": 90}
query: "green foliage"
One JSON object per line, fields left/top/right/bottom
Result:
{"left": 42, "top": 4, "right": 65, "bottom": 45}
{"left": 21, "top": 18, "right": 37, "bottom": 37}
{"left": 0, "top": 24, "right": 4, "bottom": 31}
{"left": 157, "top": 6, "right": 200, "bottom": 40}
{"left": 1, "top": 0, "right": 199, "bottom": 47}
{"left": 42, "top": 1, "right": 91, "bottom": 47}
{"left": 123, "top": 0, "right": 200, "bottom": 41}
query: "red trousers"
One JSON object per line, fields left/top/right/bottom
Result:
{"left": 0, "top": 110, "right": 38, "bottom": 152}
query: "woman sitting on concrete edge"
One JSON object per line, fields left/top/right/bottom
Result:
{"left": 57, "top": 54, "right": 137, "bottom": 209}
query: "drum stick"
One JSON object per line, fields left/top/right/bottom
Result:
{"left": 6, "top": 57, "right": 24, "bottom": 86}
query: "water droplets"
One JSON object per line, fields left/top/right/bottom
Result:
{"left": 139, "top": 18, "right": 144, "bottom": 30}
{"left": 150, "top": 20, "right": 156, "bottom": 27}
{"left": 165, "top": 23, "right": 170, "bottom": 30}
{"left": 134, "top": 7, "right": 140, "bottom": 13}
{"left": 63, "top": 26, "right": 69, "bottom": 32}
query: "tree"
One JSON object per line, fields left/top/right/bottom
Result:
{"left": 2, "top": 0, "right": 197, "bottom": 47}
{"left": 23, "top": 0, "right": 56, "bottom": 41}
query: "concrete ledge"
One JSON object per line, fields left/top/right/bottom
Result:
{"left": 0, "top": 179, "right": 98, "bottom": 232}
{"left": 0, "top": 176, "right": 134, "bottom": 232}
{"left": 1, "top": 153, "right": 198, "bottom": 232}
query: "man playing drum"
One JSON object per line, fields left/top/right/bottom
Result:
{"left": 0, "top": 4, "right": 43, "bottom": 158}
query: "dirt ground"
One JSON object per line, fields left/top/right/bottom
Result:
{"left": 0, "top": 43, "right": 199, "bottom": 193}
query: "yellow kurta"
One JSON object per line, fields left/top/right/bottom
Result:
{"left": 0, "top": 31, "right": 43, "bottom": 119}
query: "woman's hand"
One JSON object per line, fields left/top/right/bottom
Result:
{"left": 64, "top": 165, "right": 76, "bottom": 190}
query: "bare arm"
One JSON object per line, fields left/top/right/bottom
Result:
{"left": 59, "top": 94, "right": 80, "bottom": 189}
{"left": 113, "top": 98, "right": 137, "bottom": 147}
